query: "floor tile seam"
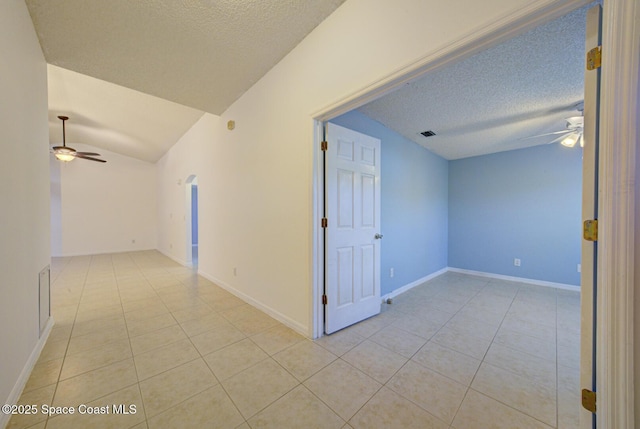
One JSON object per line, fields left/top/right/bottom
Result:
{"left": 461, "top": 387, "right": 557, "bottom": 429}
{"left": 364, "top": 331, "right": 426, "bottom": 361}
{"left": 202, "top": 351, "right": 270, "bottom": 383}
{"left": 248, "top": 384, "right": 346, "bottom": 426}
{"left": 196, "top": 335, "right": 250, "bottom": 361}
{"left": 186, "top": 319, "right": 248, "bottom": 345}
{"left": 140, "top": 377, "right": 219, "bottom": 421}
{"left": 475, "top": 360, "right": 559, "bottom": 400}
{"left": 65, "top": 333, "right": 132, "bottom": 359}
{"left": 496, "top": 324, "right": 558, "bottom": 347}
{"left": 49, "top": 378, "right": 140, "bottom": 414}
{"left": 132, "top": 381, "right": 150, "bottom": 426}
{"left": 419, "top": 278, "right": 496, "bottom": 345}
{"left": 271, "top": 347, "right": 339, "bottom": 384}
{"left": 407, "top": 343, "right": 480, "bottom": 386}
{"left": 134, "top": 353, "right": 204, "bottom": 384}
{"left": 465, "top": 287, "right": 517, "bottom": 388}
{"left": 478, "top": 354, "right": 558, "bottom": 393}
{"left": 217, "top": 364, "right": 300, "bottom": 423}
{"left": 304, "top": 370, "right": 382, "bottom": 423}
{"left": 49, "top": 255, "right": 94, "bottom": 411}
{"left": 448, "top": 384, "right": 473, "bottom": 427}
{"left": 387, "top": 321, "right": 438, "bottom": 341}
{"left": 130, "top": 336, "right": 188, "bottom": 358}
{"left": 58, "top": 352, "right": 135, "bottom": 383}
{"left": 311, "top": 334, "right": 365, "bottom": 357}
{"left": 112, "top": 266, "right": 177, "bottom": 399}
{"left": 245, "top": 330, "right": 299, "bottom": 358}
{"left": 487, "top": 340, "right": 558, "bottom": 367}
{"left": 381, "top": 378, "right": 458, "bottom": 426}
{"left": 118, "top": 274, "right": 179, "bottom": 344}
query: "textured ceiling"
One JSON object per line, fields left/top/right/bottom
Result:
{"left": 26, "top": 0, "right": 346, "bottom": 115}
{"left": 358, "top": 5, "right": 590, "bottom": 160}
{"left": 29, "top": 1, "right": 591, "bottom": 163}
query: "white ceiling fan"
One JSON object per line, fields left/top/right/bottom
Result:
{"left": 522, "top": 102, "right": 584, "bottom": 148}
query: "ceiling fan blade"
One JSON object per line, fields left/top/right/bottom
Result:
{"left": 75, "top": 154, "right": 106, "bottom": 163}
{"left": 75, "top": 151, "right": 101, "bottom": 156}
{"left": 520, "top": 129, "right": 572, "bottom": 140}
{"left": 548, "top": 133, "right": 572, "bottom": 145}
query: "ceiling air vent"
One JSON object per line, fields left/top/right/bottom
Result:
{"left": 420, "top": 130, "right": 436, "bottom": 138}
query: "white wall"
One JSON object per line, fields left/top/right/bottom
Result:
{"left": 52, "top": 144, "right": 158, "bottom": 256}
{"left": 0, "top": 0, "right": 51, "bottom": 418}
{"left": 157, "top": 0, "right": 549, "bottom": 335}
{"left": 157, "top": 114, "right": 220, "bottom": 266}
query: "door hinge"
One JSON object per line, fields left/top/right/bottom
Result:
{"left": 582, "top": 389, "right": 596, "bottom": 413}
{"left": 583, "top": 219, "right": 598, "bottom": 241}
{"left": 322, "top": 294, "right": 328, "bottom": 305}
{"left": 321, "top": 141, "right": 328, "bottom": 151}
{"left": 321, "top": 218, "right": 328, "bottom": 228}
{"left": 586, "top": 46, "right": 602, "bottom": 70}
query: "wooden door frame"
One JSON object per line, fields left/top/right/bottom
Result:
{"left": 311, "top": 0, "right": 638, "bottom": 426}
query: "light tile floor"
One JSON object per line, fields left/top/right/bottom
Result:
{"left": 8, "top": 251, "right": 580, "bottom": 429}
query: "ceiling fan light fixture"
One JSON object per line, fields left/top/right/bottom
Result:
{"left": 561, "top": 132, "right": 580, "bottom": 148}
{"left": 52, "top": 116, "right": 106, "bottom": 163}
{"left": 53, "top": 146, "right": 76, "bottom": 161}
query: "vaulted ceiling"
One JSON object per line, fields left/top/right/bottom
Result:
{"left": 27, "top": 0, "right": 590, "bottom": 162}
{"left": 26, "top": 0, "right": 347, "bottom": 162}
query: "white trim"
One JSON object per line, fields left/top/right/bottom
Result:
{"left": 0, "top": 317, "right": 54, "bottom": 429}
{"left": 447, "top": 267, "right": 581, "bottom": 292}
{"left": 53, "top": 247, "right": 157, "bottom": 258}
{"left": 198, "top": 270, "right": 309, "bottom": 337}
{"left": 597, "top": 0, "right": 638, "bottom": 426}
{"left": 157, "top": 248, "right": 188, "bottom": 268}
{"left": 381, "top": 268, "right": 450, "bottom": 302}
{"left": 311, "top": 120, "right": 325, "bottom": 339}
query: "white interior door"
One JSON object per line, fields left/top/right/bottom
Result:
{"left": 324, "top": 123, "right": 381, "bottom": 334}
{"left": 580, "top": 5, "right": 601, "bottom": 428}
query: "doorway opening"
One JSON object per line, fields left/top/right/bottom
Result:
{"left": 312, "top": 3, "right": 596, "bottom": 428}
{"left": 185, "top": 175, "right": 198, "bottom": 268}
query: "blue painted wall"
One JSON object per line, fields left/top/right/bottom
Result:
{"left": 330, "top": 111, "right": 449, "bottom": 296}
{"left": 191, "top": 184, "right": 198, "bottom": 245}
{"left": 448, "top": 143, "right": 582, "bottom": 285}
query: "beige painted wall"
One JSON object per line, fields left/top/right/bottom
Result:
{"left": 157, "top": 0, "right": 552, "bottom": 335}
{"left": 51, "top": 144, "right": 158, "bottom": 256}
{"left": 0, "top": 0, "right": 50, "bottom": 414}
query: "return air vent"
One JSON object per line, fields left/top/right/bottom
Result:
{"left": 420, "top": 130, "right": 436, "bottom": 138}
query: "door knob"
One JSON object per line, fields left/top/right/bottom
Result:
{"left": 375, "top": 233, "right": 383, "bottom": 239}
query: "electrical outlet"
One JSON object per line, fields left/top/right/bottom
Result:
{"left": 514, "top": 258, "right": 521, "bottom": 267}
{"left": 578, "top": 264, "right": 581, "bottom": 273}
{"left": 390, "top": 268, "right": 394, "bottom": 278}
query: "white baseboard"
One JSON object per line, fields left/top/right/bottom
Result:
{"left": 198, "top": 270, "right": 310, "bottom": 337}
{"left": 52, "top": 247, "right": 157, "bottom": 258}
{"left": 157, "top": 248, "right": 187, "bottom": 267}
{"left": 381, "top": 267, "right": 449, "bottom": 302}
{"left": 447, "top": 267, "right": 581, "bottom": 292}
{"left": 1, "top": 317, "right": 54, "bottom": 429}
